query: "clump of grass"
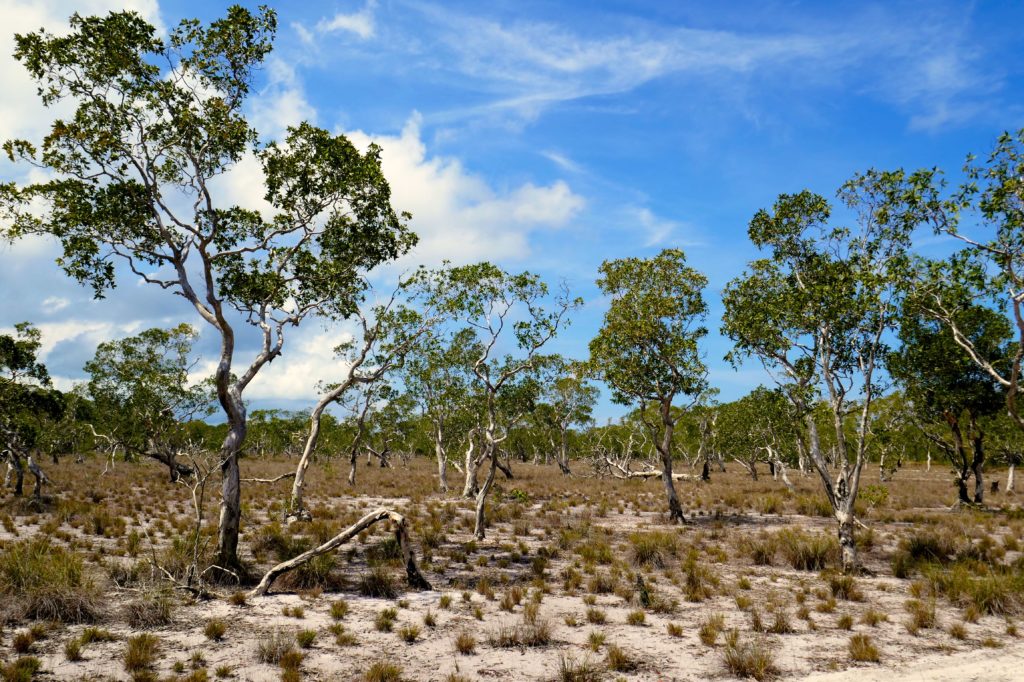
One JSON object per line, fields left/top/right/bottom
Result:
{"left": 904, "top": 599, "right": 937, "bottom": 634}
{"left": 585, "top": 607, "right": 606, "bottom": 624}
{"left": 626, "top": 609, "right": 646, "bottom": 626}
{"left": 859, "top": 608, "right": 887, "bottom": 627}
{"left": 204, "top": 618, "right": 227, "bottom": 641}
{"left": 586, "top": 630, "right": 606, "bottom": 651}
{"left": 423, "top": 609, "right": 437, "bottom": 627}
{"left": 776, "top": 529, "right": 838, "bottom": 571}
{"left": 0, "top": 538, "right": 100, "bottom": 622}
{"left": 557, "top": 653, "right": 602, "bottom": 682}
{"left": 667, "top": 622, "right": 684, "bottom": 638}
{"left": 296, "top": 629, "right": 317, "bottom": 649}
{"left": 699, "top": 613, "right": 726, "bottom": 646}
{"left": 439, "top": 594, "right": 452, "bottom": 610}
{"left": 605, "top": 644, "right": 638, "bottom": 673}
{"left": 629, "top": 530, "right": 678, "bottom": 568}
{"left": 454, "top": 631, "right": 476, "bottom": 655}
{"left": 12, "top": 631, "right": 34, "bottom": 654}
{"left": 255, "top": 631, "right": 294, "bottom": 665}
{"left": 1, "top": 657, "right": 42, "bottom": 682}
{"left": 748, "top": 534, "right": 777, "bottom": 566}
{"left": 837, "top": 614, "right": 854, "bottom": 630}
{"left": 330, "top": 599, "right": 349, "bottom": 620}
{"left": 123, "top": 633, "right": 160, "bottom": 674}
{"left": 375, "top": 607, "right": 399, "bottom": 632}
{"left": 64, "top": 637, "right": 83, "bottom": 662}
{"left": 723, "top": 631, "right": 779, "bottom": 680}
{"left": 359, "top": 566, "right": 398, "bottom": 599}
{"left": 848, "top": 634, "right": 880, "bottom": 662}
{"left": 398, "top": 624, "right": 421, "bottom": 643}
{"left": 227, "top": 591, "right": 247, "bottom": 607}
{"left": 124, "top": 592, "right": 175, "bottom": 627}
{"left": 826, "top": 572, "right": 864, "bottom": 601}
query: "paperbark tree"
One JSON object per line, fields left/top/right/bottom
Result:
{"left": 404, "top": 327, "right": 479, "bottom": 493}
{"left": 287, "top": 276, "right": 440, "bottom": 520}
{"left": 428, "top": 263, "right": 577, "bottom": 539}
{"left": 588, "top": 249, "right": 709, "bottom": 523}
{"left": 0, "top": 8, "right": 414, "bottom": 570}
{"left": 0, "top": 323, "right": 61, "bottom": 497}
{"left": 84, "top": 324, "right": 211, "bottom": 482}
{"left": 889, "top": 295, "right": 1008, "bottom": 505}
{"left": 722, "top": 176, "right": 913, "bottom": 573}
{"left": 540, "top": 357, "right": 598, "bottom": 475}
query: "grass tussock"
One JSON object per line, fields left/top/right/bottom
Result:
{"left": 0, "top": 538, "right": 100, "bottom": 622}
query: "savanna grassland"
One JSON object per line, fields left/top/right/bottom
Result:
{"left": 1, "top": 456, "right": 1022, "bottom": 681}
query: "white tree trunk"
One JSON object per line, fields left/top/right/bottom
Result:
{"left": 1007, "top": 463, "right": 1016, "bottom": 494}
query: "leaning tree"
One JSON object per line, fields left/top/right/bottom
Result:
{"left": 588, "top": 248, "right": 709, "bottom": 523}
{"left": 722, "top": 176, "right": 914, "bottom": 573}
{"left": 0, "top": 7, "right": 414, "bottom": 570}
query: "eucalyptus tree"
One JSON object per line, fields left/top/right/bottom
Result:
{"left": 722, "top": 177, "right": 914, "bottom": 572}
{"left": 588, "top": 249, "right": 708, "bottom": 522}
{"left": 287, "top": 275, "right": 441, "bottom": 521}
{"left": 887, "top": 131, "right": 1024, "bottom": 437}
{"left": 404, "top": 327, "right": 479, "bottom": 493}
{"left": 716, "top": 386, "right": 797, "bottom": 488}
{"left": 428, "top": 263, "right": 577, "bottom": 539}
{"left": 0, "top": 323, "right": 61, "bottom": 496}
{"left": 889, "top": 294, "right": 1009, "bottom": 504}
{"left": 0, "top": 7, "right": 414, "bottom": 569}
{"left": 537, "top": 357, "right": 598, "bottom": 475}
{"left": 84, "top": 324, "right": 212, "bottom": 482}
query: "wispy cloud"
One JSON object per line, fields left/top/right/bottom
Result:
{"left": 316, "top": 0, "right": 377, "bottom": 40}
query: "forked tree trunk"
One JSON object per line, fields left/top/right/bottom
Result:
{"left": 474, "top": 441, "right": 499, "bottom": 539}
{"left": 250, "top": 508, "right": 431, "bottom": 596}
{"left": 556, "top": 428, "right": 572, "bottom": 475}
{"left": 26, "top": 455, "right": 47, "bottom": 498}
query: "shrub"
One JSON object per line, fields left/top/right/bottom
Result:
{"left": 848, "top": 634, "right": 880, "bottom": 662}
{"left": 0, "top": 538, "right": 100, "bottom": 622}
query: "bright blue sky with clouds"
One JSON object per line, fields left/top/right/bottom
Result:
{"left": 2, "top": 0, "right": 1023, "bottom": 421}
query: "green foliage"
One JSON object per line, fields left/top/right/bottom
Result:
{"left": 589, "top": 248, "right": 708, "bottom": 406}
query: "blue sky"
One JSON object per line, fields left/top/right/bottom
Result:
{"left": 2, "top": 0, "right": 1023, "bottom": 421}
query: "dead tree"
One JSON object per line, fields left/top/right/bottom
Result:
{"left": 250, "top": 509, "right": 431, "bottom": 596}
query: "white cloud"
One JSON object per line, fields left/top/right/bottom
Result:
{"left": 620, "top": 206, "right": 702, "bottom": 248}
{"left": 317, "top": 1, "right": 377, "bottom": 40}
{"left": 249, "top": 57, "right": 316, "bottom": 141}
{"left": 345, "top": 114, "right": 585, "bottom": 265}
{"left": 41, "top": 296, "right": 69, "bottom": 314}
{"left": 0, "top": 1, "right": 162, "bottom": 147}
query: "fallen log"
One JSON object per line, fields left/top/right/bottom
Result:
{"left": 250, "top": 508, "right": 432, "bottom": 596}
